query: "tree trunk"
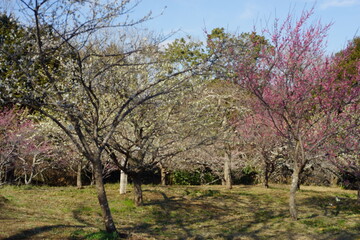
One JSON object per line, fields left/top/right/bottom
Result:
{"left": 357, "top": 184, "right": 360, "bottom": 204}
{"left": 119, "top": 170, "right": 127, "bottom": 194}
{"left": 77, "top": 161, "right": 83, "bottom": 189}
{"left": 262, "top": 152, "right": 272, "bottom": 188}
{"left": 331, "top": 175, "right": 338, "bottom": 187}
{"left": 24, "top": 170, "right": 33, "bottom": 185}
{"left": 297, "top": 179, "right": 301, "bottom": 190}
{"left": 289, "top": 164, "right": 301, "bottom": 220}
{"left": 93, "top": 160, "right": 117, "bottom": 233}
{"left": 90, "top": 164, "right": 95, "bottom": 186}
{"left": 159, "top": 164, "right": 167, "bottom": 186}
{"left": 224, "top": 153, "right": 232, "bottom": 189}
{"left": 263, "top": 167, "right": 270, "bottom": 188}
{"left": 132, "top": 174, "right": 143, "bottom": 206}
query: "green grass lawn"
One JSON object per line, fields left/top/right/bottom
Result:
{"left": 0, "top": 184, "right": 359, "bottom": 239}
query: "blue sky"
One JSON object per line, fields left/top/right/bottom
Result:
{"left": 134, "top": 0, "right": 360, "bottom": 54}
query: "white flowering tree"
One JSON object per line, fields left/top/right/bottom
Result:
{"left": 0, "top": 0, "right": 206, "bottom": 235}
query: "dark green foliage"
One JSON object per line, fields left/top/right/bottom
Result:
{"left": 206, "top": 27, "right": 269, "bottom": 81}
{"left": 83, "top": 230, "right": 120, "bottom": 240}
{"left": 171, "top": 170, "right": 201, "bottom": 185}
{"left": 201, "top": 171, "right": 220, "bottom": 184}
{"left": 0, "top": 13, "right": 76, "bottom": 107}
{"left": 336, "top": 37, "right": 360, "bottom": 78}
{"left": 170, "top": 169, "right": 219, "bottom": 185}
{"left": 0, "top": 14, "right": 26, "bottom": 105}
{"left": 238, "top": 166, "right": 259, "bottom": 185}
{"left": 164, "top": 37, "right": 207, "bottom": 68}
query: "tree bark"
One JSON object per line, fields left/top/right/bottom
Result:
{"left": 289, "top": 164, "right": 301, "bottom": 220}
{"left": 159, "top": 164, "right": 167, "bottom": 186}
{"left": 263, "top": 167, "right": 270, "bottom": 188}
{"left": 331, "top": 175, "right": 338, "bottom": 187}
{"left": 90, "top": 164, "right": 95, "bottom": 186}
{"left": 357, "top": 184, "right": 360, "bottom": 204}
{"left": 77, "top": 161, "right": 83, "bottom": 189}
{"left": 132, "top": 173, "right": 143, "bottom": 206}
{"left": 224, "top": 152, "right": 232, "bottom": 189}
{"left": 119, "top": 170, "right": 127, "bottom": 194}
{"left": 289, "top": 135, "right": 307, "bottom": 221}
{"left": 93, "top": 159, "right": 117, "bottom": 233}
{"left": 262, "top": 152, "right": 273, "bottom": 188}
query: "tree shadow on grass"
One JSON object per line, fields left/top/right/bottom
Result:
{"left": 3, "top": 224, "right": 85, "bottom": 240}
{"left": 124, "top": 190, "right": 227, "bottom": 239}
{"left": 301, "top": 195, "right": 360, "bottom": 216}
{"left": 126, "top": 189, "right": 293, "bottom": 239}
{"left": 126, "top": 188, "right": 360, "bottom": 240}
{"left": 0, "top": 195, "right": 9, "bottom": 207}
{"left": 298, "top": 195, "right": 360, "bottom": 240}
{"left": 2, "top": 204, "right": 104, "bottom": 240}
{"left": 72, "top": 204, "right": 99, "bottom": 228}
{"left": 214, "top": 208, "right": 290, "bottom": 240}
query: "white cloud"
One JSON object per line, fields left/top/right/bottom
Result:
{"left": 320, "top": 0, "right": 360, "bottom": 9}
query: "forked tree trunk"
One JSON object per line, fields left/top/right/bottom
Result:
{"left": 132, "top": 174, "right": 143, "bottom": 206}
{"left": 93, "top": 160, "right": 117, "bottom": 233}
{"left": 289, "top": 164, "right": 301, "bottom": 220}
{"left": 77, "top": 161, "right": 83, "bottom": 189}
{"left": 24, "top": 171, "right": 33, "bottom": 185}
{"left": 224, "top": 153, "right": 232, "bottom": 189}
{"left": 119, "top": 170, "right": 127, "bottom": 194}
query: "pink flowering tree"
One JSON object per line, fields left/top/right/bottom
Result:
{"left": 235, "top": 101, "right": 286, "bottom": 188}
{"left": 229, "top": 8, "right": 359, "bottom": 220}
{"left": 0, "top": 109, "right": 55, "bottom": 185}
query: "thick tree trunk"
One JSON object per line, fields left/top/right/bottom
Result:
{"left": 90, "top": 164, "right": 95, "bottom": 186}
{"left": 224, "top": 153, "right": 232, "bottom": 189}
{"left": 159, "top": 164, "right": 167, "bottom": 186}
{"left": 297, "top": 179, "right": 301, "bottom": 190}
{"left": 289, "top": 165, "right": 301, "bottom": 220}
{"left": 119, "top": 170, "right": 127, "bottom": 194}
{"left": 357, "top": 185, "right": 360, "bottom": 204}
{"left": 132, "top": 174, "right": 143, "bottom": 206}
{"left": 93, "top": 160, "right": 117, "bottom": 233}
{"left": 76, "top": 161, "right": 83, "bottom": 189}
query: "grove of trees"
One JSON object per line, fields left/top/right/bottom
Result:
{"left": 0, "top": 0, "right": 358, "bottom": 236}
